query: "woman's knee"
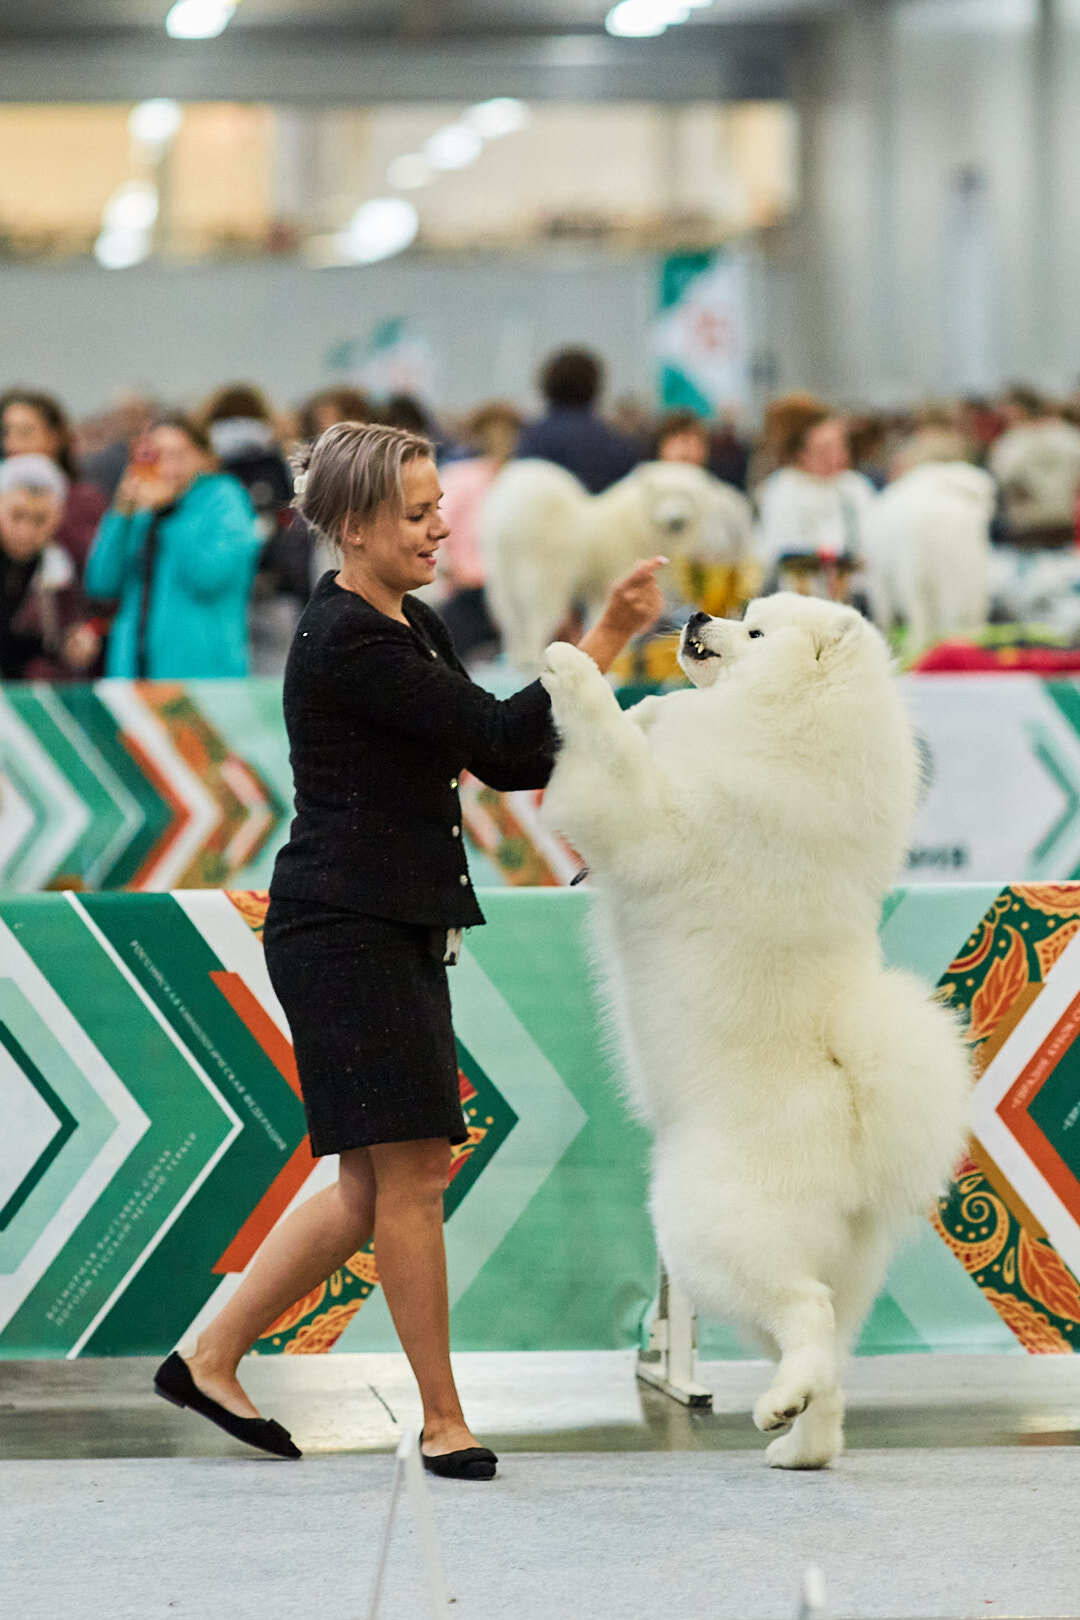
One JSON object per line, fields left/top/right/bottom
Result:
{"left": 369, "top": 1138, "right": 452, "bottom": 1206}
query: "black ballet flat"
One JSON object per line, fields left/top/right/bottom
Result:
{"left": 420, "top": 1433, "right": 498, "bottom": 1481}
{"left": 153, "top": 1351, "right": 302, "bottom": 1460}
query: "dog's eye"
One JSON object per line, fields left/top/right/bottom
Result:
{"left": 747, "top": 629, "right": 764, "bottom": 639}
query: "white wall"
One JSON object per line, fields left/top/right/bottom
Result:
{"left": 780, "top": 0, "right": 1080, "bottom": 404}
{"left": 0, "top": 254, "right": 660, "bottom": 418}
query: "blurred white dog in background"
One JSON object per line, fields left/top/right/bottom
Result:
{"left": 539, "top": 593, "right": 970, "bottom": 1469}
{"left": 481, "top": 458, "right": 752, "bottom": 671}
{"left": 862, "top": 461, "right": 996, "bottom": 650}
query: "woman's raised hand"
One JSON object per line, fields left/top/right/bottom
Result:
{"left": 599, "top": 555, "right": 669, "bottom": 641}
{"left": 573, "top": 556, "right": 669, "bottom": 675}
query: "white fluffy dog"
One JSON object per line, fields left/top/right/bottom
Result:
{"left": 481, "top": 458, "right": 752, "bottom": 670}
{"left": 862, "top": 461, "right": 996, "bottom": 650}
{"left": 539, "top": 594, "right": 970, "bottom": 1469}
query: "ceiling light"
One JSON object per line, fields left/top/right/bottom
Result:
{"left": 464, "top": 98, "right": 531, "bottom": 139}
{"left": 165, "top": 0, "right": 236, "bottom": 39}
{"left": 337, "top": 198, "right": 419, "bottom": 265}
{"left": 424, "top": 124, "right": 483, "bottom": 171}
{"left": 605, "top": 0, "right": 690, "bottom": 35}
{"left": 387, "top": 153, "right": 433, "bottom": 191}
{"left": 129, "top": 99, "right": 183, "bottom": 147}
{"left": 94, "top": 229, "right": 151, "bottom": 270}
{"left": 102, "top": 182, "right": 160, "bottom": 234}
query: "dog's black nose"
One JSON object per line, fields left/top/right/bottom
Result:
{"left": 686, "top": 611, "right": 711, "bottom": 632}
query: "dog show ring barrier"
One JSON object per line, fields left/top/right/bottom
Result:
{"left": 3, "top": 884, "right": 1080, "bottom": 1364}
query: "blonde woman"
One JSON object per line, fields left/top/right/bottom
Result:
{"left": 154, "top": 421, "right": 664, "bottom": 1479}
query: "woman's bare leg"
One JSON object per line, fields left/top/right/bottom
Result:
{"left": 367, "top": 1137, "right": 479, "bottom": 1457}
{"left": 185, "top": 1146, "right": 376, "bottom": 1419}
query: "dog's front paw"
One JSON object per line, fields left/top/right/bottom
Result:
{"left": 765, "top": 1424, "right": 841, "bottom": 1471}
{"left": 540, "top": 641, "right": 618, "bottom": 726}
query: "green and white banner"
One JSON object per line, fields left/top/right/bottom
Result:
{"left": 655, "top": 249, "right": 751, "bottom": 414}
{"left": 3, "top": 885, "right": 1079, "bottom": 1362}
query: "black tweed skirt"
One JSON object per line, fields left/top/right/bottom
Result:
{"left": 262, "top": 898, "right": 467, "bottom": 1157}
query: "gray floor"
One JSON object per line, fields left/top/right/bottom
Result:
{"left": 2, "top": 1352, "right": 1078, "bottom": 1619}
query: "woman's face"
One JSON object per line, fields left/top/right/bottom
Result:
{"left": 2, "top": 402, "right": 60, "bottom": 462}
{"left": 152, "top": 425, "right": 210, "bottom": 498}
{"left": 796, "top": 417, "right": 850, "bottom": 478}
{"left": 658, "top": 428, "right": 708, "bottom": 467}
{"left": 348, "top": 456, "right": 449, "bottom": 594}
{"left": 0, "top": 487, "right": 62, "bottom": 563}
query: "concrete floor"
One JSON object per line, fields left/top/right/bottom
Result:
{"left": 1, "top": 1352, "right": 1078, "bottom": 1619}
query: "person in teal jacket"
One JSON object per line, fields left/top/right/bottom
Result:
{"left": 85, "top": 414, "right": 262, "bottom": 678}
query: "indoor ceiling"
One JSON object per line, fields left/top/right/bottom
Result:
{"left": 0, "top": 0, "right": 851, "bottom": 40}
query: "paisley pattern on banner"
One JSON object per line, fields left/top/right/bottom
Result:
{"left": 935, "top": 883, "right": 1080, "bottom": 1352}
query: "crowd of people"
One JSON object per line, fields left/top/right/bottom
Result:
{"left": 3, "top": 350, "right": 1080, "bottom": 682}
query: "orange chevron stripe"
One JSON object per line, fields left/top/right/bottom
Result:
{"left": 121, "top": 731, "right": 193, "bottom": 888}
{"left": 208, "top": 970, "right": 317, "bottom": 1274}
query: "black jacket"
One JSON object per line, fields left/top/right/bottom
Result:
{"left": 269, "top": 572, "right": 555, "bottom": 927}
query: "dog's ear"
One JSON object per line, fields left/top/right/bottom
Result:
{"left": 814, "top": 617, "right": 858, "bottom": 665}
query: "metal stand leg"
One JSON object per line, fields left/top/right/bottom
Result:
{"left": 636, "top": 1264, "right": 714, "bottom": 1409}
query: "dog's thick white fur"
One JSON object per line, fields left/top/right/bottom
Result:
{"left": 539, "top": 594, "right": 971, "bottom": 1469}
{"left": 481, "top": 458, "right": 752, "bottom": 670}
{"left": 862, "top": 461, "right": 996, "bottom": 650}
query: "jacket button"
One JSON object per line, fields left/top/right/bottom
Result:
{"left": 429, "top": 648, "right": 437, "bottom": 658}
{"left": 459, "top": 873, "right": 469, "bottom": 886}
{"left": 450, "top": 777, "right": 459, "bottom": 790}
{"left": 451, "top": 825, "right": 460, "bottom": 838}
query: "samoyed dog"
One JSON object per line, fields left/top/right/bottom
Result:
{"left": 482, "top": 458, "right": 752, "bottom": 671}
{"left": 539, "top": 593, "right": 971, "bottom": 1469}
{"left": 862, "top": 462, "right": 996, "bottom": 650}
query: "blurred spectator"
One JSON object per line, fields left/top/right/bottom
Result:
{"left": 957, "top": 395, "right": 1006, "bottom": 465}
{"left": 297, "top": 386, "right": 373, "bottom": 440}
{"left": 0, "top": 456, "right": 98, "bottom": 680}
{"left": 199, "top": 383, "right": 305, "bottom": 674}
{"left": 754, "top": 407, "right": 877, "bottom": 575}
{"left": 374, "top": 392, "right": 437, "bottom": 439}
{"left": 610, "top": 393, "right": 652, "bottom": 447}
{"left": 847, "top": 413, "right": 891, "bottom": 488}
{"left": 653, "top": 409, "right": 709, "bottom": 466}
{"left": 706, "top": 412, "right": 751, "bottom": 491}
{"left": 0, "top": 388, "right": 107, "bottom": 579}
{"left": 990, "top": 385, "right": 1080, "bottom": 548}
{"left": 747, "top": 391, "right": 828, "bottom": 490}
{"left": 79, "top": 393, "right": 158, "bottom": 503}
{"left": 889, "top": 404, "right": 971, "bottom": 480}
{"left": 85, "top": 416, "right": 261, "bottom": 678}
{"left": 435, "top": 400, "right": 522, "bottom": 661}
{"left": 515, "top": 347, "right": 639, "bottom": 494}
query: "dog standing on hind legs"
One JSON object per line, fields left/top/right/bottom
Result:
{"left": 539, "top": 593, "right": 971, "bottom": 1468}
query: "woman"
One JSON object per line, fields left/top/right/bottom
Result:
{"left": 754, "top": 406, "right": 877, "bottom": 587}
{"left": 432, "top": 400, "right": 521, "bottom": 661}
{"left": 0, "top": 387, "right": 108, "bottom": 580}
{"left": 199, "top": 383, "right": 306, "bottom": 673}
{"left": 153, "top": 421, "right": 664, "bottom": 1478}
{"left": 84, "top": 415, "right": 261, "bottom": 678}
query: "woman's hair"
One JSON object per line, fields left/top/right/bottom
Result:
{"left": 297, "top": 386, "right": 373, "bottom": 442}
{"left": 654, "top": 409, "right": 708, "bottom": 456}
{"left": 0, "top": 387, "right": 77, "bottom": 479}
{"left": 154, "top": 413, "right": 216, "bottom": 458}
{"left": 293, "top": 421, "right": 433, "bottom": 547}
{"left": 199, "top": 382, "right": 274, "bottom": 427}
{"left": 775, "top": 404, "right": 831, "bottom": 466}
{"left": 462, "top": 400, "right": 522, "bottom": 463}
